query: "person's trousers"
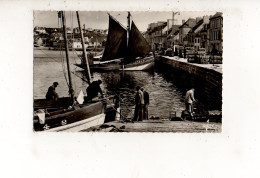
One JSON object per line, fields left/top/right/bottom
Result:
{"left": 133, "top": 104, "right": 143, "bottom": 121}
{"left": 143, "top": 104, "right": 149, "bottom": 120}
{"left": 185, "top": 103, "right": 193, "bottom": 114}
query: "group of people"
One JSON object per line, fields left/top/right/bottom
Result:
{"left": 45, "top": 81, "right": 196, "bottom": 119}
{"left": 133, "top": 86, "right": 150, "bottom": 122}
{"left": 45, "top": 80, "right": 104, "bottom": 102}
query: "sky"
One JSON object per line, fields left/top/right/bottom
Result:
{"left": 34, "top": 11, "right": 217, "bottom": 32}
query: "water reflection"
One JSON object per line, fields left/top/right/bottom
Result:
{"left": 91, "top": 71, "right": 185, "bottom": 119}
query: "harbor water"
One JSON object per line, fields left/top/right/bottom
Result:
{"left": 34, "top": 49, "right": 217, "bottom": 120}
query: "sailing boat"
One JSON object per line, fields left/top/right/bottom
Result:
{"left": 33, "top": 11, "right": 119, "bottom": 132}
{"left": 76, "top": 12, "right": 154, "bottom": 71}
{"left": 122, "top": 12, "right": 154, "bottom": 70}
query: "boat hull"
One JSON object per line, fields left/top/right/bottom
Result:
{"left": 121, "top": 56, "right": 154, "bottom": 71}
{"left": 75, "top": 58, "right": 122, "bottom": 71}
{"left": 75, "top": 56, "right": 154, "bottom": 71}
{"left": 75, "top": 62, "right": 121, "bottom": 71}
{"left": 45, "top": 113, "right": 106, "bottom": 132}
{"left": 34, "top": 96, "right": 117, "bottom": 132}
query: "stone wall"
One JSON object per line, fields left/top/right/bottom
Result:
{"left": 156, "top": 56, "right": 222, "bottom": 110}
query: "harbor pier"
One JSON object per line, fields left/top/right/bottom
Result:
{"left": 155, "top": 56, "right": 222, "bottom": 111}
{"left": 82, "top": 120, "right": 222, "bottom": 133}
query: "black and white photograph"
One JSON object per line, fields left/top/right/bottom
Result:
{"left": 33, "top": 11, "right": 222, "bottom": 132}
{"left": 2, "top": 0, "right": 260, "bottom": 177}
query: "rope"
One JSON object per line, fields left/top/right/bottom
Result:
{"left": 70, "top": 11, "right": 77, "bottom": 91}
{"left": 38, "top": 49, "right": 60, "bottom": 64}
{"left": 58, "top": 16, "right": 70, "bottom": 89}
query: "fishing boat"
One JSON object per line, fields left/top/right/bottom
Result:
{"left": 75, "top": 12, "right": 154, "bottom": 71}
{"left": 33, "top": 11, "right": 119, "bottom": 132}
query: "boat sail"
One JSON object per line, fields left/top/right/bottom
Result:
{"left": 122, "top": 19, "right": 154, "bottom": 71}
{"left": 33, "top": 11, "right": 118, "bottom": 132}
{"left": 102, "top": 15, "right": 127, "bottom": 62}
{"left": 76, "top": 15, "right": 127, "bottom": 71}
{"left": 76, "top": 12, "right": 154, "bottom": 71}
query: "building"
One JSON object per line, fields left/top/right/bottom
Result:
{"left": 178, "top": 18, "right": 196, "bottom": 45}
{"left": 34, "top": 26, "right": 47, "bottom": 35}
{"left": 88, "top": 36, "right": 106, "bottom": 48}
{"left": 146, "top": 21, "right": 167, "bottom": 50}
{"left": 186, "top": 16, "right": 210, "bottom": 50}
{"left": 166, "top": 25, "right": 180, "bottom": 47}
{"left": 209, "top": 12, "right": 223, "bottom": 55}
{"left": 198, "top": 23, "right": 210, "bottom": 53}
{"left": 71, "top": 40, "right": 88, "bottom": 49}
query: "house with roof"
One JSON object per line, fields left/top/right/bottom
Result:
{"left": 88, "top": 36, "right": 107, "bottom": 48}
{"left": 178, "top": 18, "right": 196, "bottom": 44}
{"left": 166, "top": 25, "right": 180, "bottom": 47}
{"left": 198, "top": 23, "right": 210, "bottom": 53}
{"left": 209, "top": 12, "right": 223, "bottom": 55}
{"left": 146, "top": 21, "right": 167, "bottom": 50}
{"left": 186, "top": 16, "right": 210, "bottom": 50}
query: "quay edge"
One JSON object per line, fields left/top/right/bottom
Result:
{"left": 155, "top": 55, "right": 222, "bottom": 111}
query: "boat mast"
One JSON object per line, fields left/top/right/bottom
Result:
{"left": 76, "top": 11, "right": 92, "bottom": 85}
{"left": 127, "top": 12, "right": 130, "bottom": 46}
{"left": 61, "top": 11, "right": 75, "bottom": 103}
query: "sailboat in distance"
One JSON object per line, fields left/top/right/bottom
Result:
{"left": 76, "top": 12, "right": 154, "bottom": 71}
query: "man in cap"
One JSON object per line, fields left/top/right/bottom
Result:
{"left": 46, "top": 82, "right": 59, "bottom": 101}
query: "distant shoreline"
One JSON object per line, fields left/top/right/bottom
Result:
{"left": 34, "top": 47, "right": 103, "bottom": 58}
{"left": 34, "top": 46, "right": 104, "bottom": 51}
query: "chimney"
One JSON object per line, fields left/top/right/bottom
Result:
{"left": 196, "top": 17, "right": 202, "bottom": 23}
{"left": 203, "top": 16, "right": 209, "bottom": 23}
{"left": 182, "top": 20, "right": 185, "bottom": 25}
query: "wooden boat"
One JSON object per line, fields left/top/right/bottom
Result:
{"left": 121, "top": 13, "right": 154, "bottom": 71}
{"left": 75, "top": 12, "right": 154, "bottom": 71}
{"left": 33, "top": 96, "right": 117, "bottom": 132}
{"left": 33, "top": 11, "right": 119, "bottom": 132}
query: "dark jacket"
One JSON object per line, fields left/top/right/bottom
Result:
{"left": 86, "top": 81, "right": 103, "bottom": 99}
{"left": 135, "top": 90, "right": 144, "bottom": 106}
{"left": 143, "top": 91, "right": 149, "bottom": 105}
{"left": 46, "top": 85, "right": 58, "bottom": 100}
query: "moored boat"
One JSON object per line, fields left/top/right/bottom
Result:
{"left": 75, "top": 12, "right": 154, "bottom": 71}
{"left": 33, "top": 11, "right": 119, "bottom": 132}
{"left": 33, "top": 96, "right": 117, "bottom": 132}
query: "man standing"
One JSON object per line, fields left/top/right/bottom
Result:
{"left": 86, "top": 80, "right": 104, "bottom": 100}
{"left": 184, "top": 88, "right": 196, "bottom": 116}
{"left": 141, "top": 88, "right": 149, "bottom": 120}
{"left": 46, "top": 82, "right": 59, "bottom": 101}
{"left": 133, "top": 86, "right": 144, "bottom": 122}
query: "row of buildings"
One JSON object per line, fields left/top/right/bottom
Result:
{"left": 34, "top": 26, "right": 107, "bottom": 49}
{"left": 145, "top": 12, "right": 223, "bottom": 56}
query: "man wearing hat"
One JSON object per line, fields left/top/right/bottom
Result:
{"left": 46, "top": 82, "right": 59, "bottom": 101}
